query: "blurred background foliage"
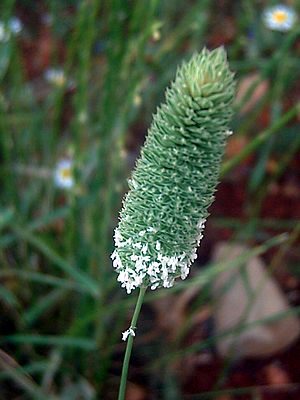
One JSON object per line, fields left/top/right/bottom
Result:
{"left": 0, "top": 0, "right": 300, "bottom": 399}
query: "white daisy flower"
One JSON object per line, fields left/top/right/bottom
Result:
{"left": 42, "top": 13, "right": 53, "bottom": 26}
{"left": 9, "top": 17, "right": 22, "bottom": 34}
{"left": 54, "top": 159, "right": 74, "bottom": 189}
{"left": 263, "top": 5, "right": 297, "bottom": 32}
{"left": 0, "top": 17, "right": 22, "bottom": 42}
{"left": 45, "top": 68, "right": 67, "bottom": 87}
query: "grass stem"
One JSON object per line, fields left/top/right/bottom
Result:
{"left": 118, "top": 286, "right": 147, "bottom": 400}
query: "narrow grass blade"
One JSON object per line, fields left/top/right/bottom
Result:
{"left": 11, "top": 226, "right": 99, "bottom": 297}
{"left": 3, "top": 335, "right": 96, "bottom": 350}
{"left": 221, "top": 103, "right": 300, "bottom": 176}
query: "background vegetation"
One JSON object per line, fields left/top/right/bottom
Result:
{"left": 0, "top": 0, "right": 300, "bottom": 399}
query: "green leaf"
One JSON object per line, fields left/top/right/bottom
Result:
{"left": 0, "top": 284, "right": 20, "bottom": 308}
{"left": 23, "top": 288, "right": 67, "bottom": 326}
{"left": 3, "top": 335, "right": 96, "bottom": 350}
{"left": 11, "top": 226, "right": 99, "bottom": 297}
{"left": 0, "top": 269, "right": 91, "bottom": 294}
{"left": 0, "top": 42, "right": 11, "bottom": 80}
{"left": 0, "top": 207, "right": 14, "bottom": 230}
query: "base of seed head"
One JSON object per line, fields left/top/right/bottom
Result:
{"left": 111, "top": 218, "right": 206, "bottom": 294}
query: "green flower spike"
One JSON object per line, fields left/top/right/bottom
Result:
{"left": 111, "top": 47, "right": 235, "bottom": 294}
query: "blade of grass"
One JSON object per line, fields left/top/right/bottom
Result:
{"left": 23, "top": 288, "right": 67, "bottom": 326}
{"left": 2, "top": 335, "right": 96, "bottom": 350}
{"left": 0, "top": 206, "right": 70, "bottom": 249}
{"left": 0, "top": 349, "right": 56, "bottom": 400}
{"left": 153, "top": 304, "right": 300, "bottom": 367}
{"left": 0, "top": 361, "right": 48, "bottom": 380}
{"left": 0, "top": 284, "right": 20, "bottom": 308}
{"left": 221, "top": 102, "right": 300, "bottom": 176}
{"left": 11, "top": 225, "right": 99, "bottom": 297}
{"left": 0, "top": 269, "right": 91, "bottom": 293}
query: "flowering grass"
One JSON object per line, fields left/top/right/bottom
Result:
{"left": 0, "top": 1, "right": 300, "bottom": 399}
{"left": 112, "top": 48, "right": 235, "bottom": 294}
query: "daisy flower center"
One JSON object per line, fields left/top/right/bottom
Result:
{"left": 55, "top": 76, "right": 65, "bottom": 86}
{"left": 272, "top": 10, "right": 288, "bottom": 24}
{"left": 60, "top": 167, "right": 72, "bottom": 179}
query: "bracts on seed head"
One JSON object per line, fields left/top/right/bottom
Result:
{"left": 111, "top": 47, "right": 235, "bottom": 294}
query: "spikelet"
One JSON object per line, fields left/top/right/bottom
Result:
{"left": 111, "top": 47, "right": 235, "bottom": 294}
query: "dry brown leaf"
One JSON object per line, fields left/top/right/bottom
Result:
{"left": 212, "top": 242, "right": 300, "bottom": 358}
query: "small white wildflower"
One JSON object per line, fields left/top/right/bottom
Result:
{"left": 122, "top": 327, "right": 135, "bottom": 341}
{"left": 114, "top": 229, "right": 123, "bottom": 247}
{"left": 118, "top": 270, "right": 128, "bottom": 284}
{"left": 141, "top": 243, "right": 148, "bottom": 254}
{"left": 149, "top": 261, "right": 160, "bottom": 277}
{"left": 42, "top": 13, "right": 53, "bottom": 25}
{"left": 0, "top": 17, "right": 22, "bottom": 43}
{"left": 197, "top": 218, "right": 206, "bottom": 230}
{"left": 78, "top": 111, "right": 88, "bottom": 124}
{"left": 111, "top": 219, "right": 206, "bottom": 293}
{"left": 196, "top": 233, "right": 203, "bottom": 246}
{"left": 54, "top": 159, "right": 74, "bottom": 189}
{"left": 263, "top": 5, "right": 296, "bottom": 32}
{"left": 133, "top": 94, "right": 142, "bottom": 107}
{"left": 151, "top": 21, "right": 162, "bottom": 42}
{"left": 150, "top": 282, "right": 159, "bottom": 290}
{"left": 190, "top": 250, "right": 198, "bottom": 263}
{"left": 45, "top": 68, "right": 67, "bottom": 87}
{"left": 147, "top": 227, "right": 156, "bottom": 233}
{"left": 152, "top": 29, "right": 161, "bottom": 41}
{"left": 9, "top": 17, "right": 22, "bottom": 34}
{"left": 181, "top": 264, "right": 190, "bottom": 280}
{"left": 135, "top": 257, "right": 145, "bottom": 272}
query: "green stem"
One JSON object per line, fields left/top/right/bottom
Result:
{"left": 118, "top": 286, "right": 147, "bottom": 400}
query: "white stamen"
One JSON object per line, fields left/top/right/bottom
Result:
{"left": 122, "top": 327, "right": 136, "bottom": 341}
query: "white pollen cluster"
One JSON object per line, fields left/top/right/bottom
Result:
{"left": 111, "top": 219, "right": 206, "bottom": 294}
{"left": 122, "top": 327, "right": 136, "bottom": 341}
